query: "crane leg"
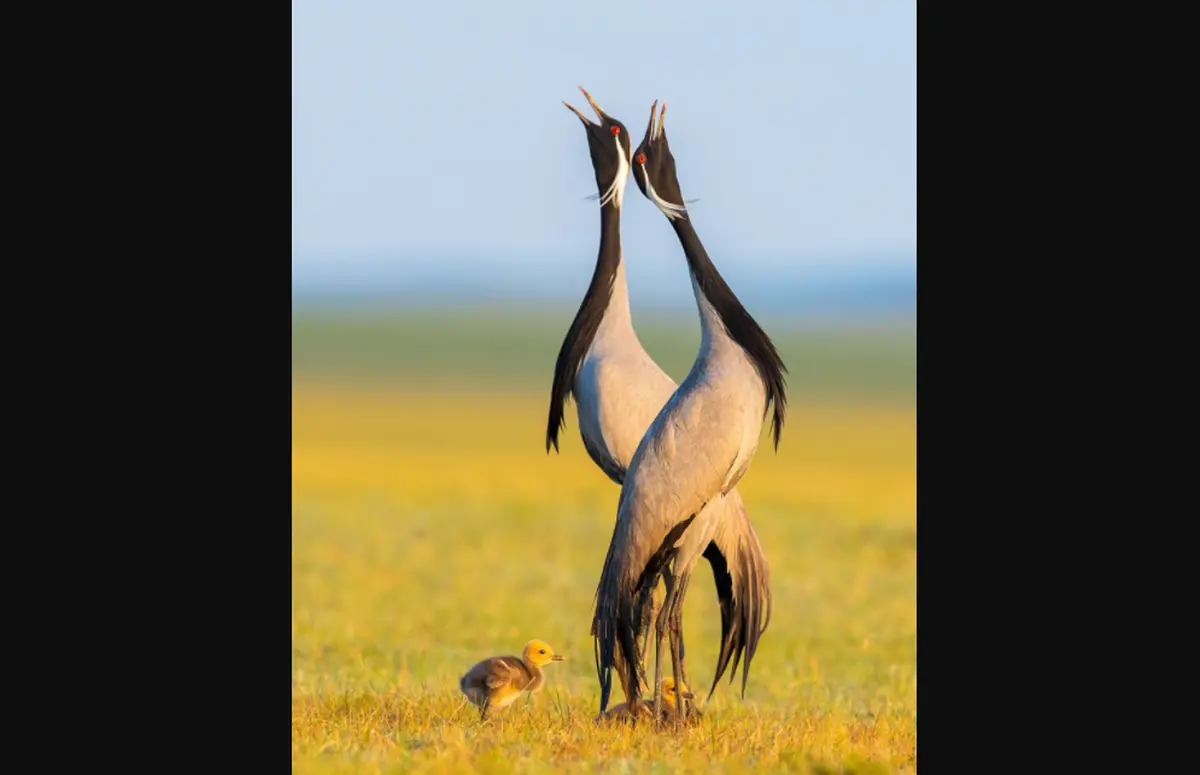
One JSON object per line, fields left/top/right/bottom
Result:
{"left": 631, "top": 576, "right": 659, "bottom": 697}
{"left": 674, "top": 625, "right": 691, "bottom": 721}
{"left": 652, "top": 571, "right": 674, "bottom": 723}
{"left": 672, "top": 572, "right": 695, "bottom": 720}
{"left": 639, "top": 580, "right": 662, "bottom": 688}
{"left": 668, "top": 570, "right": 691, "bottom": 723}
{"left": 666, "top": 612, "right": 683, "bottom": 724}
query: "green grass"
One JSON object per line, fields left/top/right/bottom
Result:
{"left": 291, "top": 307, "right": 915, "bottom": 401}
{"left": 292, "top": 308, "right": 916, "bottom": 773}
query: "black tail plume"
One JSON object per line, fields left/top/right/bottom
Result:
{"left": 703, "top": 525, "right": 772, "bottom": 701}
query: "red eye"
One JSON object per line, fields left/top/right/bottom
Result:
{"left": 636, "top": 153, "right": 647, "bottom": 164}
{"left": 610, "top": 125, "right": 621, "bottom": 135}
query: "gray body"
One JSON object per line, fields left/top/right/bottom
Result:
{"left": 597, "top": 274, "right": 768, "bottom": 603}
{"left": 572, "top": 260, "right": 675, "bottom": 482}
{"left": 572, "top": 263, "right": 764, "bottom": 570}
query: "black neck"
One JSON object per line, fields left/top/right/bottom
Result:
{"left": 671, "top": 217, "right": 715, "bottom": 284}
{"left": 669, "top": 217, "right": 789, "bottom": 450}
{"left": 545, "top": 203, "right": 623, "bottom": 452}
{"left": 595, "top": 203, "right": 623, "bottom": 285}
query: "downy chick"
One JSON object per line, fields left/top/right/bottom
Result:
{"left": 596, "top": 677, "right": 700, "bottom": 725}
{"left": 459, "top": 639, "right": 565, "bottom": 720}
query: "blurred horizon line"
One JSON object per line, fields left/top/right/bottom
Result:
{"left": 293, "top": 247, "right": 915, "bottom": 319}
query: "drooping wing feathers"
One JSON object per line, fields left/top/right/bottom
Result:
{"left": 592, "top": 510, "right": 696, "bottom": 713}
{"left": 702, "top": 493, "right": 772, "bottom": 701}
{"left": 610, "top": 572, "right": 668, "bottom": 703}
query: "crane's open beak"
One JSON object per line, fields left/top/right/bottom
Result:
{"left": 563, "top": 86, "right": 610, "bottom": 125}
{"left": 642, "top": 99, "right": 666, "bottom": 145}
{"left": 551, "top": 654, "right": 565, "bottom": 661}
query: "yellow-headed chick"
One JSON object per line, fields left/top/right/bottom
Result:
{"left": 459, "top": 639, "right": 565, "bottom": 720}
{"left": 595, "top": 677, "right": 700, "bottom": 724}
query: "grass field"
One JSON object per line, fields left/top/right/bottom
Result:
{"left": 291, "top": 308, "right": 916, "bottom": 774}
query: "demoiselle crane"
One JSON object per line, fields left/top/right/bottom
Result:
{"left": 549, "top": 88, "right": 774, "bottom": 718}
{"left": 590, "top": 99, "right": 788, "bottom": 721}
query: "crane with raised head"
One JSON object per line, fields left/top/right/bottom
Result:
{"left": 589, "top": 98, "right": 788, "bottom": 722}
{"left": 549, "top": 88, "right": 774, "bottom": 719}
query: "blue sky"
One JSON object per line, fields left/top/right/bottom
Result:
{"left": 292, "top": 0, "right": 914, "bottom": 271}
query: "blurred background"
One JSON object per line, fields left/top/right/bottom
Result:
{"left": 293, "top": 0, "right": 914, "bottom": 768}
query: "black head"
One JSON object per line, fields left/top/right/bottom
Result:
{"left": 563, "top": 87, "right": 633, "bottom": 207}
{"left": 631, "top": 100, "right": 689, "bottom": 220}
